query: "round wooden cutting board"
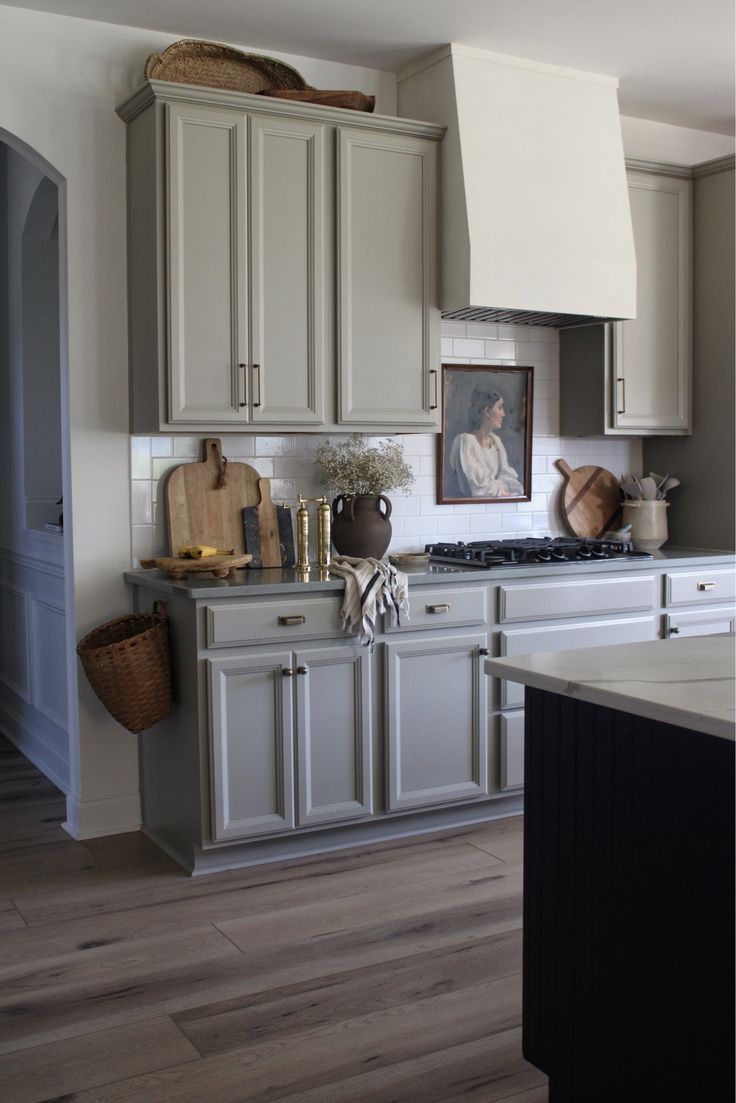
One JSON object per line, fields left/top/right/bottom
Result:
{"left": 556, "top": 459, "right": 623, "bottom": 539}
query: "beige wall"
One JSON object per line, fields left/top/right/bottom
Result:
{"left": 0, "top": 3, "right": 395, "bottom": 837}
{"left": 644, "top": 163, "right": 735, "bottom": 550}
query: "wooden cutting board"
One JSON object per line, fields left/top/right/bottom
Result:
{"left": 165, "top": 438, "right": 261, "bottom": 556}
{"left": 242, "top": 478, "right": 296, "bottom": 568}
{"left": 139, "top": 554, "right": 252, "bottom": 580}
{"left": 556, "top": 459, "right": 623, "bottom": 539}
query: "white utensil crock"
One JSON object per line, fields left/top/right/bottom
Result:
{"left": 623, "top": 500, "right": 669, "bottom": 551}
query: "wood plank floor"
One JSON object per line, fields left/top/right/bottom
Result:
{"left": 0, "top": 735, "right": 548, "bottom": 1103}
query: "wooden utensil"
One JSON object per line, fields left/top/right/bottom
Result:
{"left": 556, "top": 459, "right": 623, "bottom": 539}
{"left": 242, "top": 478, "right": 296, "bottom": 568}
{"left": 139, "top": 554, "right": 252, "bottom": 580}
{"left": 165, "top": 438, "right": 261, "bottom": 556}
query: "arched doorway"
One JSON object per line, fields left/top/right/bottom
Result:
{"left": 0, "top": 130, "right": 76, "bottom": 795}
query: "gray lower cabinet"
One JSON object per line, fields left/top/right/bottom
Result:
{"left": 663, "top": 567, "right": 736, "bottom": 638}
{"left": 208, "top": 642, "right": 372, "bottom": 842}
{"left": 119, "top": 82, "right": 443, "bottom": 434}
{"left": 384, "top": 633, "right": 489, "bottom": 811}
{"left": 294, "top": 645, "right": 373, "bottom": 827}
{"left": 208, "top": 649, "right": 295, "bottom": 841}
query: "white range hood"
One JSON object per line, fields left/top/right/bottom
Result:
{"left": 398, "top": 45, "right": 637, "bottom": 327}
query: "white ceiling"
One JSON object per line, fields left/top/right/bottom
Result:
{"left": 3, "top": 0, "right": 735, "bottom": 134}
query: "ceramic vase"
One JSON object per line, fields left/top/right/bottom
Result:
{"left": 331, "top": 495, "right": 392, "bottom": 559}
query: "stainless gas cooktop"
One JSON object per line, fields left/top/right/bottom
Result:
{"left": 425, "top": 536, "right": 653, "bottom": 569}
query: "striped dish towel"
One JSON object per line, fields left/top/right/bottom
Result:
{"left": 329, "top": 557, "right": 409, "bottom": 646}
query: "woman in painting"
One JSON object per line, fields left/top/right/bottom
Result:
{"left": 449, "top": 386, "right": 524, "bottom": 498}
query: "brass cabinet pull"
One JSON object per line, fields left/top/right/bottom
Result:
{"left": 617, "top": 376, "right": 626, "bottom": 415}
{"left": 278, "top": 614, "right": 306, "bottom": 626}
{"left": 282, "top": 667, "right": 295, "bottom": 677}
{"left": 427, "top": 603, "right": 450, "bottom": 614}
{"left": 296, "top": 665, "right": 309, "bottom": 675}
{"left": 238, "top": 362, "right": 247, "bottom": 408}
{"left": 429, "top": 368, "right": 438, "bottom": 410}
{"left": 252, "top": 363, "right": 262, "bottom": 407}
{"left": 697, "top": 582, "right": 716, "bottom": 591}
{"left": 479, "top": 646, "right": 490, "bottom": 656}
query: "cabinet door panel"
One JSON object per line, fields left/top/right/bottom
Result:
{"left": 665, "top": 606, "right": 736, "bottom": 638}
{"left": 167, "top": 104, "right": 248, "bottom": 423}
{"left": 500, "top": 711, "right": 525, "bottom": 791}
{"left": 295, "top": 645, "right": 372, "bottom": 826}
{"left": 250, "top": 116, "right": 326, "bottom": 424}
{"left": 613, "top": 173, "right": 690, "bottom": 432}
{"left": 208, "top": 652, "right": 294, "bottom": 840}
{"left": 338, "top": 128, "right": 439, "bottom": 427}
{"left": 385, "top": 633, "right": 488, "bottom": 811}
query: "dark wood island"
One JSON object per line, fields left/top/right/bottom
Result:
{"left": 486, "top": 636, "right": 735, "bottom": 1103}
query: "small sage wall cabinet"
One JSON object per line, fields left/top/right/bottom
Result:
{"left": 117, "top": 82, "right": 443, "bottom": 434}
{"left": 560, "top": 163, "right": 692, "bottom": 435}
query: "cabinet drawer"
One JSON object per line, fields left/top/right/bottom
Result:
{"left": 664, "top": 569, "right": 736, "bottom": 608}
{"left": 384, "top": 585, "right": 488, "bottom": 633}
{"left": 206, "top": 597, "right": 343, "bottom": 648}
{"left": 499, "top": 574, "right": 656, "bottom": 623}
{"left": 497, "top": 614, "right": 657, "bottom": 709}
{"left": 665, "top": 606, "right": 736, "bottom": 639}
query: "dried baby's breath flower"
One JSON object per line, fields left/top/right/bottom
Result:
{"left": 314, "top": 435, "right": 414, "bottom": 497}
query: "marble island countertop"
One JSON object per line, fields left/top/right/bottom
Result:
{"left": 485, "top": 635, "right": 735, "bottom": 741}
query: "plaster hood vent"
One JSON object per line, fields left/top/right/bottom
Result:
{"left": 397, "top": 45, "right": 637, "bottom": 327}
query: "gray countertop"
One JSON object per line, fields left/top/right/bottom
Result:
{"left": 124, "top": 546, "right": 735, "bottom": 599}
{"left": 485, "top": 635, "right": 735, "bottom": 740}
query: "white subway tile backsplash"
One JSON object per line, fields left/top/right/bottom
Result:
{"left": 438, "top": 513, "right": 470, "bottom": 534}
{"left": 131, "top": 480, "right": 152, "bottom": 525}
{"left": 173, "top": 436, "right": 201, "bottom": 457}
{"left": 255, "top": 435, "right": 294, "bottom": 456}
{"left": 453, "top": 338, "right": 486, "bottom": 358}
{"left": 130, "top": 437, "right": 151, "bottom": 480}
{"left": 441, "top": 322, "right": 468, "bottom": 338}
{"left": 151, "top": 437, "right": 173, "bottom": 457}
{"left": 484, "top": 339, "right": 517, "bottom": 360}
{"left": 152, "top": 456, "right": 186, "bottom": 480}
{"left": 128, "top": 321, "right": 642, "bottom": 564}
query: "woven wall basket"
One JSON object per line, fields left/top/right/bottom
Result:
{"left": 76, "top": 601, "right": 172, "bottom": 734}
{"left": 144, "top": 39, "right": 310, "bottom": 94}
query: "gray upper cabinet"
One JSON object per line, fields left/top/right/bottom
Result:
{"left": 560, "top": 164, "right": 692, "bottom": 436}
{"left": 166, "top": 104, "right": 249, "bottom": 425}
{"left": 337, "top": 128, "right": 439, "bottom": 427}
{"left": 119, "top": 82, "right": 444, "bottom": 434}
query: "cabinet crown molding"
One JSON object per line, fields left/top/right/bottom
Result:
{"left": 117, "top": 80, "right": 446, "bottom": 141}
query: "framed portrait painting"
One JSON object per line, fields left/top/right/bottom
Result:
{"left": 437, "top": 364, "right": 534, "bottom": 504}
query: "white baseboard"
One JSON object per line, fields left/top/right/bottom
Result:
{"left": 63, "top": 790, "right": 142, "bottom": 839}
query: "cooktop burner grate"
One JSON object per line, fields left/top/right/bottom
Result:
{"left": 425, "top": 536, "right": 653, "bottom": 568}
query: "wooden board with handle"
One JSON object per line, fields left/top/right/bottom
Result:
{"left": 139, "top": 554, "right": 252, "bottom": 580}
{"left": 556, "top": 458, "right": 623, "bottom": 539}
{"left": 242, "top": 478, "right": 296, "bottom": 568}
{"left": 165, "top": 438, "right": 261, "bottom": 556}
